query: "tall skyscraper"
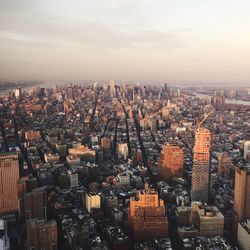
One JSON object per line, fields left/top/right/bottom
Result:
{"left": 191, "top": 128, "right": 212, "bottom": 203}
{"left": 158, "top": 144, "right": 184, "bottom": 181}
{"left": 234, "top": 166, "right": 250, "bottom": 222}
{"left": 0, "top": 152, "right": 20, "bottom": 214}
{"left": 67, "top": 85, "right": 74, "bottom": 100}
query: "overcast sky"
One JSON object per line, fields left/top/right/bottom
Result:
{"left": 0, "top": 0, "right": 250, "bottom": 84}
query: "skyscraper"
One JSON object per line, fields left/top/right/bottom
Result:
{"left": 234, "top": 166, "right": 250, "bottom": 222}
{"left": 0, "top": 152, "right": 20, "bottom": 214}
{"left": 191, "top": 128, "right": 212, "bottom": 203}
{"left": 24, "top": 187, "right": 47, "bottom": 221}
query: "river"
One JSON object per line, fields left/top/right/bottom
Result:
{"left": 194, "top": 93, "right": 250, "bottom": 106}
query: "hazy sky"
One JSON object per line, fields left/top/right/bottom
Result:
{"left": 0, "top": 0, "right": 250, "bottom": 84}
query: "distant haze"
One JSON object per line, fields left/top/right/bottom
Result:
{"left": 0, "top": 0, "right": 250, "bottom": 84}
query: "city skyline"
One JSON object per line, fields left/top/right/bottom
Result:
{"left": 1, "top": 0, "right": 250, "bottom": 84}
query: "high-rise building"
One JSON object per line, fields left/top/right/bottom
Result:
{"left": 110, "top": 80, "right": 115, "bottom": 97}
{"left": 158, "top": 144, "right": 184, "bottom": 181}
{"left": 129, "top": 185, "right": 168, "bottom": 241}
{"left": 243, "top": 141, "right": 250, "bottom": 162}
{"left": 217, "top": 152, "right": 232, "bottom": 178}
{"left": 67, "top": 85, "right": 74, "bottom": 100}
{"left": 27, "top": 219, "right": 57, "bottom": 250}
{"left": 191, "top": 128, "right": 212, "bottom": 203}
{"left": 234, "top": 166, "right": 250, "bottom": 222}
{"left": 117, "top": 143, "right": 128, "bottom": 160}
{"left": 24, "top": 187, "right": 47, "bottom": 221}
{"left": 14, "top": 87, "right": 22, "bottom": 98}
{"left": 86, "top": 193, "right": 101, "bottom": 213}
{"left": 0, "top": 152, "right": 20, "bottom": 214}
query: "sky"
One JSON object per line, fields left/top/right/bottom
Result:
{"left": 0, "top": 0, "right": 250, "bottom": 84}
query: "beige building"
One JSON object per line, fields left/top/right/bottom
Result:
{"left": 237, "top": 219, "right": 250, "bottom": 250}
{"left": 177, "top": 202, "right": 224, "bottom": 237}
{"left": 86, "top": 193, "right": 101, "bottom": 213}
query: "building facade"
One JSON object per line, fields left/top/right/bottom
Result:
{"left": 191, "top": 128, "right": 212, "bottom": 203}
{"left": 0, "top": 152, "right": 20, "bottom": 214}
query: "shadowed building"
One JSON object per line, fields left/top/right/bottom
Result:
{"left": 27, "top": 219, "right": 57, "bottom": 250}
{"left": 158, "top": 144, "right": 184, "bottom": 181}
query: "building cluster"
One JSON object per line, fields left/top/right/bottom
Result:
{"left": 0, "top": 82, "right": 250, "bottom": 249}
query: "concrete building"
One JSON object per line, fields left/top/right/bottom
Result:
{"left": 190, "top": 202, "right": 224, "bottom": 236}
{"left": 177, "top": 202, "right": 224, "bottom": 237}
{"left": 117, "top": 143, "right": 128, "bottom": 160}
{"left": 0, "top": 152, "right": 20, "bottom": 214}
{"left": 244, "top": 141, "right": 250, "bottom": 162}
{"left": 237, "top": 218, "right": 250, "bottom": 250}
{"left": 68, "top": 171, "right": 79, "bottom": 187}
{"left": 191, "top": 128, "right": 212, "bottom": 203}
{"left": 0, "top": 219, "right": 10, "bottom": 250}
{"left": 158, "top": 144, "right": 184, "bottom": 181}
{"left": 86, "top": 193, "right": 101, "bottom": 213}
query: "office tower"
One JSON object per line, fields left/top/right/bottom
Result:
{"left": 217, "top": 152, "right": 232, "bottom": 178}
{"left": 68, "top": 171, "right": 79, "bottom": 187}
{"left": 14, "top": 87, "right": 22, "bottom": 98}
{"left": 110, "top": 80, "right": 115, "bottom": 97}
{"left": 86, "top": 193, "right": 101, "bottom": 212}
{"left": 158, "top": 144, "right": 184, "bottom": 181}
{"left": 234, "top": 166, "right": 250, "bottom": 222}
{"left": 67, "top": 85, "right": 74, "bottom": 100}
{"left": 0, "top": 152, "right": 20, "bottom": 214}
{"left": 24, "top": 187, "right": 47, "bottom": 221}
{"left": 243, "top": 141, "right": 250, "bottom": 162}
{"left": 129, "top": 185, "right": 168, "bottom": 241}
{"left": 191, "top": 128, "right": 212, "bottom": 203}
{"left": 27, "top": 219, "right": 57, "bottom": 250}
{"left": 117, "top": 143, "right": 128, "bottom": 160}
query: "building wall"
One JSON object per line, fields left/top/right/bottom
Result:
{"left": 86, "top": 194, "right": 101, "bottom": 212}
{"left": 234, "top": 168, "right": 250, "bottom": 222}
{"left": 191, "top": 129, "right": 211, "bottom": 203}
{"left": 0, "top": 153, "right": 19, "bottom": 214}
{"left": 158, "top": 145, "right": 184, "bottom": 181}
{"left": 237, "top": 221, "right": 250, "bottom": 250}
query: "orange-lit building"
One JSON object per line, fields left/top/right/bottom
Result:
{"left": 234, "top": 167, "right": 250, "bottom": 222}
{"left": 0, "top": 152, "right": 20, "bottom": 214}
{"left": 101, "top": 137, "right": 111, "bottom": 149}
{"left": 24, "top": 130, "right": 41, "bottom": 141}
{"left": 129, "top": 185, "right": 168, "bottom": 241}
{"left": 191, "top": 128, "right": 211, "bottom": 203}
{"left": 158, "top": 144, "right": 184, "bottom": 181}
